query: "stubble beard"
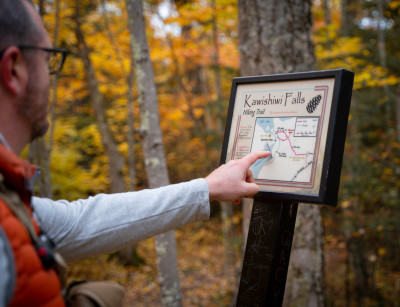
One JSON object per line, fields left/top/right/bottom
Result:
{"left": 17, "top": 69, "right": 50, "bottom": 142}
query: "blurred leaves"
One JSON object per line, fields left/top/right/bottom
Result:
{"left": 31, "top": 0, "right": 400, "bottom": 305}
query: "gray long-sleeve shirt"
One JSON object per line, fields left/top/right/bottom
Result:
{"left": 0, "top": 178, "right": 210, "bottom": 306}
{"left": 32, "top": 178, "right": 210, "bottom": 262}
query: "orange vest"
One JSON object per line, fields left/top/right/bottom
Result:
{"left": 0, "top": 144, "right": 64, "bottom": 307}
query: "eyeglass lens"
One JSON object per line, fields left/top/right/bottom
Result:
{"left": 48, "top": 51, "right": 65, "bottom": 74}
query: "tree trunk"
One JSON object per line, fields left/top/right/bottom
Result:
{"left": 377, "top": 0, "right": 399, "bottom": 137}
{"left": 44, "top": 0, "right": 61, "bottom": 199}
{"left": 126, "top": 1, "right": 182, "bottom": 306}
{"left": 28, "top": 0, "right": 59, "bottom": 199}
{"left": 38, "top": 0, "right": 46, "bottom": 16}
{"left": 323, "top": 0, "right": 331, "bottom": 25}
{"left": 347, "top": 232, "right": 370, "bottom": 305}
{"left": 397, "top": 84, "right": 400, "bottom": 144}
{"left": 241, "top": 198, "right": 253, "bottom": 250}
{"left": 28, "top": 139, "right": 52, "bottom": 197}
{"left": 98, "top": 0, "right": 142, "bottom": 266}
{"left": 237, "top": 1, "right": 325, "bottom": 305}
{"left": 340, "top": 0, "right": 357, "bottom": 36}
{"left": 74, "top": 2, "right": 125, "bottom": 194}
{"left": 284, "top": 204, "right": 325, "bottom": 306}
{"left": 220, "top": 202, "right": 236, "bottom": 290}
{"left": 210, "top": 0, "right": 236, "bottom": 289}
{"left": 127, "top": 57, "right": 136, "bottom": 191}
{"left": 210, "top": 0, "right": 224, "bottom": 135}
{"left": 341, "top": 94, "right": 371, "bottom": 305}
{"left": 238, "top": 0, "right": 315, "bottom": 76}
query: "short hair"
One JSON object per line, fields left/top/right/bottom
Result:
{"left": 0, "top": 0, "right": 43, "bottom": 51}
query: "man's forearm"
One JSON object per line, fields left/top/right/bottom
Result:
{"left": 32, "top": 179, "right": 210, "bottom": 262}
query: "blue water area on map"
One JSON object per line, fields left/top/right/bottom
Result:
{"left": 251, "top": 154, "right": 272, "bottom": 178}
{"left": 250, "top": 118, "right": 278, "bottom": 178}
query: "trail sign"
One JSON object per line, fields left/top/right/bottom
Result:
{"left": 221, "top": 69, "right": 354, "bottom": 207}
{"left": 220, "top": 69, "right": 354, "bottom": 306}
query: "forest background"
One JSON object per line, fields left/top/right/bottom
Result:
{"left": 28, "top": 0, "right": 400, "bottom": 306}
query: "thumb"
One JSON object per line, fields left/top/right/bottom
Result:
{"left": 243, "top": 182, "right": 260, "bottom": 196}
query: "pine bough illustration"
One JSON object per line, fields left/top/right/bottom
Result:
{"left": 306, "top": 94, "right": 322, "bottom": 113}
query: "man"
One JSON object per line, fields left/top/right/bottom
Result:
{"left": 0, "top": 0, "right": 270, "bottom": 306}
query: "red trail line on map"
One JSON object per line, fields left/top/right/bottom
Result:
{"left": 275, "top": 130, "right": 307, "bottom": 156}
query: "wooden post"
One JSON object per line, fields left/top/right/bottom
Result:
{"left": 236, "top": 199, "right": 298, "bottom": 306}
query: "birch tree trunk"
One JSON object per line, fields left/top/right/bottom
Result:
{"left": 126, "top": 1, "right": 182, "bottom": 306}
{"left": 237, "top": 1, "right": 325, "bottom": 306}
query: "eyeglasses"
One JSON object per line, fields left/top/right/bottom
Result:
{"left": 0, "top": 45, "right": 69, "bottom": 75}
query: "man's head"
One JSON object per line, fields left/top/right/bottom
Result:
{"left": 0, "top": 0, "right": 52, "bottom": 154}
{"left": 0, "top": 0, "right": 43, "bottom": 51}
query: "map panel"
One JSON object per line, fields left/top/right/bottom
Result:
{"left": 250, "top": 117, "right": 319, "bottom": 185}
{"left": 225, "top": 77, "right": 336, "bottom": 196}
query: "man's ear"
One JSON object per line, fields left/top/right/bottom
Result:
{"left": 0, "top": 47, "right": 29, "bottom": 96}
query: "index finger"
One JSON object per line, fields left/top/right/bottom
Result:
{"left": 239, "top": 151, "right": 270, "bottom": 169}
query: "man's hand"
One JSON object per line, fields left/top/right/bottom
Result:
{"left": 205, "top": 151, "right": 270, "bottom": 202}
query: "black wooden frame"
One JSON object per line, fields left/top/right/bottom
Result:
{"left": 220, "top": 69, "right": 354, "bottom": 206}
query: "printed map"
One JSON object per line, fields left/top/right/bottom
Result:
{"left": 250, "top": 117, "right": 319, "bottom": 183}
